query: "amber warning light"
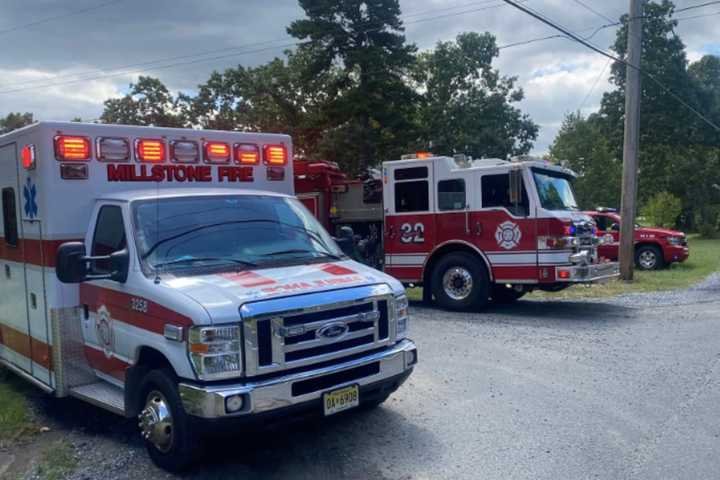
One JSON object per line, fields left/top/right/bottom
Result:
{"left": 136, "top": 139, "right": 166, "bottom": 162}
{"left": 204, "top": 141, "right": 231, "bottom": 164}
{"left": 263, "top": 144, "right": 287, "bottom": 166}
{"left": 235, "top": 143, "right": 259, "bottom": 165}
{"left": 54, "top": 135, "right": 91, "bottom": 161}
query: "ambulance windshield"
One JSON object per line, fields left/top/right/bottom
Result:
{"left": 132, "top": 195, "right": 343, "bottom": 273}
{"left": 531, "top": 169, "right": 579, "bottom": 211}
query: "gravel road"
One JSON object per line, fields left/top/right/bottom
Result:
{"left": 19, "top": 276, "right": 720, "bottom": 479}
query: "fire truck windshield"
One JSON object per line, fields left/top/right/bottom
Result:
{"left": 532, "top": 169, "right": 579, "bottom": 211}
{"left": 132, "top": 195, "right": 343, "bottom": 273}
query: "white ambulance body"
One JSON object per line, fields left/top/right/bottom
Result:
{"left": 0, "top": 122, "right": 416, "bottom": 471}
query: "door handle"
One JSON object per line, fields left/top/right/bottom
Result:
{"left": 4, "top": 264, "right": 9, "bottom": 279}
{"left": 474, "top": 222, "right": 483, "bottom": 236}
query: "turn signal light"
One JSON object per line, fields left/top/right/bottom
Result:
{"left": 22, "top": 145, "right": 36, "bottom": 170}
{"left": 558, "top": 270, "right": 571, "bottom": 279}
{"left": 136, "top": 139, "right": 166, "bottom": 162}
{"left": 54, "top": 135, "right": 91, "bottom": 161}
{"left": 263, "top": 144, "right": 287, "bottom": 166}
{"left": 234, "top": 143, "right": 259, "bottom": 165}
{"left": 204, "top": 141, "right": 231, "bottom": 164}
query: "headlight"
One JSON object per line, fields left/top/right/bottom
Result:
{"left": 667, "top": 236, "right": 684, "bottom": 245}
{"left": 188, "top": 325, "right": 242, "bottom": 380}
{"left": 395, "top": 294, "right": 409, "bottom": 339}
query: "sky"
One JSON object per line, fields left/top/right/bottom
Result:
{"left": 0, "top": 0, "right": 718, "bottom": 154}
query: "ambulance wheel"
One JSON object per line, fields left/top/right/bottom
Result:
{"left": 138, "top": 369, "right": 198, "bottom": 473}
{"left": 635, "top": 245, "right": 664, "bottom": 270}
{"left": 491, "top": 284, "right": 527, "bottom": 304}
{"left": 432, "top": 252, "right": 490, "bottom": 311}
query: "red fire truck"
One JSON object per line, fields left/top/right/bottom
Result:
{"left": 295, "top": 154, "right": 619, "bottom": 310}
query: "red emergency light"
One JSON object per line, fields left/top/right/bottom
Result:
{"left": 204, "top": 141, "right": 231, "bottom": 164}
{"left": 54, "top": 135, "right": 91, "bottom": 161}
{"left": 234, "top": 143, "right": 259, "bottom": 165}
{"left": 263, "top": 144, "right": 287, "bottom": 166}
{"left": 135, "top": 139, "right": 166, "bottom": 162}
{"left": 22, "top": 145, "right": 36, "bottom": 170}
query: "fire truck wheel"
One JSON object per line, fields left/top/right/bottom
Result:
{"left": 491, "top": 284, "right": 527, "bottom": 303}
{"left": 432, "top": 252, "right": 490, "bottom": 311}
{"left": 138, "top": 369, "right": 198, "bottom": 472}
{"left": 635, "top": 245, "right": 664, "bottom": 271}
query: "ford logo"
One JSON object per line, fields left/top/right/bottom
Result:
{"left": 317, "top": 322, "right": 349, "bottom": 340}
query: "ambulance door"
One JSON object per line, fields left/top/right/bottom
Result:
{"left": 0, "top": 143, "right": 33, "bottom": 374}
{"left": 382, "top": 162, "right": 435, "bottom": 282}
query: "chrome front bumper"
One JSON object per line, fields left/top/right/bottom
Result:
{"left": 179, "top": 339, "right": 417, "bottom": 419}
{"left": 556, "top": 261, "right": 620, "bottom": 283}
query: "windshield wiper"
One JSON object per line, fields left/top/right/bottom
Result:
{"left": 153, "top": 256, "right": 257, "bottom": 269}
{"left": 262, "top": 249, "right": 343, "bottom": 260}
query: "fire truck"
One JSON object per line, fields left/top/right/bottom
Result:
{"left": 295, "top": 154, "right": 620, "bottom": 310}
{"left": 0, "top": 122, "right": 417, "bottom": 471}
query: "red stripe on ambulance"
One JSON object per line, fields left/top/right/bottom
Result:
{"left": 220, "top": 271, "right": 277, "bottom": 287}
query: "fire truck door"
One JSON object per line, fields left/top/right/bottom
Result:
{"left": 383, "top": 163, "right": 435, "bottom": 281}
{"left": 0, "top": 143, "right": 33, "bottom": 375}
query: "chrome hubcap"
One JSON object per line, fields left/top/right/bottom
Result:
{"left": 639, "top": 250, "right": 657, "bottom": 269}
{"left": 138, "top": 390, "right": 174, "bottom": 453}
{"left": 442, "top": 267, "right": 473, "bottom": 301}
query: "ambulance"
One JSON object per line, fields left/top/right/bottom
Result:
{"left": 0, "top": 122, "right": 417, "bottom": 471}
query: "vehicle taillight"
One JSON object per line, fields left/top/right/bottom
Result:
{"left": 54, "top": 135, "right": 91, "bottom": 161}
{"left": 135, "top": 139, "right": 165, "bottom": 162}
{"left": 22, "top": 145, "right": 36, "bottom": 170}
{"left": 171, "top": 140, "right": 199, "bottom": 164}
{"left": 60, "top": 163, "right": 89, "bottom": 180}
{"left": 263, "top": 144, "right": 287, "bottom": 166}
{"left": 97, "top": 137, "right": 130, "bottom": 162}
{"left": 234, "top": 143, "right": 259, "bottom": 165}
{"left": 204, "top": 141, "right": 231, "bottom": 164}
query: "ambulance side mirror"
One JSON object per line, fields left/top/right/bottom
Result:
{"left": 56, "top": 242, "right": 89, "bottom": 284}
{"left": 108, "top": 249, "right": 130, "bottom": 283}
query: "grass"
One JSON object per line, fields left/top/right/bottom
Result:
{"left": 33, "top": 441, "right": 78, "bottom": 480}
{"left": 0, "top": 368, "right": 36, "bottom": 448}
{"left": 406, "top": 236, "right": 720, "bottom": 302}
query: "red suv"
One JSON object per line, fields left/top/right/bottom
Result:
{"left": 586, "top": 209, "right": 689, "bottom": 270}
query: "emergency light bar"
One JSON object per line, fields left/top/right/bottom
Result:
{"left": 170, "top": 140, "right": 199, "bottom": 164}
{"left": 97, "top": 137, "right": 130, "bottom": 162}
{"left": 234, "top": 143, "right": 260, "bottom": 165}
{"left": 204, "top": 141, "right": 231, "bottom": 164}
{"left": 263, "top": 144, "right": 288, "bottom": 166}
{"left": 54, "top": 135, "right": 91, "bottom": 161}
{"left": 135, "top": 139, "right": 166, "bottom": 162}
{"left": 22, "top": 145, "right": 36, "bottom": 170}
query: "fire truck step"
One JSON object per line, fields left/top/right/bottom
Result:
{"left": 69, "top": 382, "right": 125, "bottom": 416}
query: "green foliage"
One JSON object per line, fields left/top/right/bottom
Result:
{"left": 34, "top": 440, "right": 78, "bottom": 480}
{"left": 641, "top": 191, "right": 682, "bottom": 228}
{"left": 0, "top": 368, "right": 35, "bottom": 447}
{"left": 413, "top": 32, "right": 538, "bottom": 159}
{"left": 0, "top": 112, "right": 34, "bottom": 134}
{"left": 101, "top": 76, "right": 185, "bottom": 127}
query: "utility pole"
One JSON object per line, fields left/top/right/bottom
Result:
{"left": 619, "top": 0, "right": 643, "bottom": 281}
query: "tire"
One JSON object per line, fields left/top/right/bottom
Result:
{"left": 431, "top": 252, "right": 490, "bottom": 311}
{"left": 635, "top": 245, "right": 664, "bottom": 271}
{"left": 137, "top": 369, "right": 198, "bottom": 473}
{"left": 491, "top": 284, "right": 527, "bottom": 304}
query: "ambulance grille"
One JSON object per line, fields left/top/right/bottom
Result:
{"left": 243, "top": 289, "right": 394, "bottom": 376}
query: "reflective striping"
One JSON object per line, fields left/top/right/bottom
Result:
{"left": 385, "top": 254, "right": 427, "bottom": 266}
{"left": 0, "top": 323, "right": 53, "bottom": 370}
{"left": 84, "top": 345, "right": 130, "bottom": 382}
{"left": 487, "top": 253, "right": 536, "bottom": 265}
{"left": 80, "top": 284, "right": 193, "bottom": 335}
{"left": 0, "top": 237, "right": 81, "bottom": 267}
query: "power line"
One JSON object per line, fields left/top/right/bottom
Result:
{"left": 500, "top": 0, "right": 720, "bottom": 132}
{"left": 577, "top": 57, "right": 612, "bottom": 113}
{"left": 0, "top": 0, "right": 126, "bottom": 36}
{"left": 675, "top": 1, "right": 720, "bottom": 13}
{"left": 571, "top": 0, "right": 616, "bottom": 23}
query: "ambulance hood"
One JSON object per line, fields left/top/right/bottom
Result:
{"left": 163, "top": 260, "right": 403, "bottom": 324}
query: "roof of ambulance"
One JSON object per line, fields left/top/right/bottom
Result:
{"left": 99, "top": 188, "right": 292, "bottom": 203}
{"left": 1, "top": 121, "right": 291, "bottom": 140}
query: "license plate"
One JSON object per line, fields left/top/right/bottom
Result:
{"left": 323, "top": 384, "right": 359, "bottom": 416}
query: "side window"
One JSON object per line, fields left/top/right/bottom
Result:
{"left": 395, "top": 181, "right": 429, "bottom": 212}
{"left": 594, "top": 215, "right": 608, "bottom": 231}
{"left": 1, "top": 188, "right": 18, "bottom": 247}
{"left": 91, "top": 206, "right": 127, "bottom": 274}
{"left": 481, "top": 174, "right": 529, "bottom": 216}
{"left": 438, "top": 179, "right": 466, "bottom": 211}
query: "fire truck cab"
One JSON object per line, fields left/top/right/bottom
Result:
{"left": 0, "top": 122, "right": 416, "bottom": 471}
{"left": 294, "top": 155, "right": 619, "bottom": 311}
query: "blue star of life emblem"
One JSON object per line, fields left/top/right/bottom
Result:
{"left": 23, "top": 177, "right": 38, "bottom": 219}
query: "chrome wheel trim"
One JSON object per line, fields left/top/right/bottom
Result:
{"left": 638, "top": 250, "right": 657, "bottom": 269}
{"left": 139, "top": 390, "right": 174, "bottom": 453}
{"left": 442, "top": 267, "right": 474, "bottom": 301}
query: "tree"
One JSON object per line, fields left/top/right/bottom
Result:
{"left": 641, "top": 191, "right": 682, "bottom": 228}
{"left": 287, "top": 0, "right": 419, "bottom": 171}
{"left": 101, "top": 76, "right": 185, "bottom": 127}
{"left": 413, "top": 32, "right": 538, "bottom": 159}
{"left": 0, "top": 112, "right": 34, "bottom": 134}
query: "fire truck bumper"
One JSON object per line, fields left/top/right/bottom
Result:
{"left": 178, "top": 339, "right": 417, "bottom": 420}
{"left": 555, "top": 261, "right": 620, "bottom": 283}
